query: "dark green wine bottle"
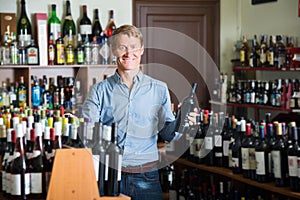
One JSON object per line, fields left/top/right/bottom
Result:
{"left": 62, "top": 0, "right": 76, "bottom": 43}
{"left": 17, "top": 0, "right": 32, "bottom": 47}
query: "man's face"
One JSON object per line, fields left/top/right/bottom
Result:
{"left": 113, "top": 34, "right": 144, "bottom": 71}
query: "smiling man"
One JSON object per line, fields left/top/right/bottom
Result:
{"left": 82, "top": 24, "right": 197, "bottom": 200}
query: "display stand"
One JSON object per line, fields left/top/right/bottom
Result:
{"left": 46, "top": 148, "right": 130, "bottom": 200}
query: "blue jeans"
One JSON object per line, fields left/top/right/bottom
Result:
{"left": 120, "top": 170, "right": 163, "bottom": 200}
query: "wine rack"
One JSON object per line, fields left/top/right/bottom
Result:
{"left": 0, "top": 64, "right": 117, "bottom": 108}
{"left": 175, "top": 158, "right": 300, "bottom": 200}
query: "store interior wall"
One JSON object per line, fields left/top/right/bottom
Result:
{"left": 0, "top": 0, "right": 299, "bottom": 75}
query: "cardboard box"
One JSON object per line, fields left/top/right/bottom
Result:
{"left": 35, "top": 13, "right": 48, "bottom": 66}
{"left": 0, "top": 13, "right": 16, "bottom": 43}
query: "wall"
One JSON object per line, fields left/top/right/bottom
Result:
{"left": 1, "top": 0, "right": 300, "bottom": 74}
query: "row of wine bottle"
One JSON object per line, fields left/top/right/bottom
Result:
{"left": 159, "top": 164, "right": 294, "bottom": 200}
{"left": 166, "top": 108, "right": 300, "bottom": 193}
{"left": 0, "top": 106, "right": 123, "bottom": 199}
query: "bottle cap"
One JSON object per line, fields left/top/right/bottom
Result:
{"left": 35, "top": 122, "right": 43, "bottom": 137}
{"left": 16, "top": 123, "right": 24, "bottom": 138}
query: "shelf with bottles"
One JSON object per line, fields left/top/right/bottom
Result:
{"left": 0, "top": 64, "right": 117, "bottom": 109}
{"left": 209, "top": 100, "right": 297, "bottom": 112}
{"left": 174, "top": 158, "right": 300, "bottom": 200}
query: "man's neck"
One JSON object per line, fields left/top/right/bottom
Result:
{"left": 118, "top": 68, "right": 140, "bottom": 89}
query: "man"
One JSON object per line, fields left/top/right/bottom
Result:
{"left": 82, "top": 24, "right": 197, "bottom": 200}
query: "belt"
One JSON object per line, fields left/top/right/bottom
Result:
{"left": 122, "top": 161, "right": 158, "bottom": 174}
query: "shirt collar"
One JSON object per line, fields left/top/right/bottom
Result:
{"left": 113, "top": 69, "right": 144, "bottom": 84}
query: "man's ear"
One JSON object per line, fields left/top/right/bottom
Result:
{"left": 141, "top": 46, "right": 144, "bottom": 55}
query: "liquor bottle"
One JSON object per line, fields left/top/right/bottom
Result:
{"left": 29, "top": 122, "right": 45, "bottom": 198}
{"left": 18, "top": 40, "right": 27, "bottom": 65}
{"left": 10, "top": 123, "right": 30, "bottom": 199}
{"left": 176, "top": 83, "right": 198, "bottom": 135}
{"left": 31, "top": 76, "right": 41, "bottom": 107}
{"left": 56, "top": 32, "right": 65, "bottom": 65}
{"left": 53, "top": 121, "right": 62, "bottom": 150}
{"left": 65, "top": 31, "right": 75, "bottom": 65}
{"left": 76, "top": 34, "right": 84, "bottom": 64}
{"left": 17, "top": 0, "right": 32, "bottom": 47}
{"left": 10, "top": 34, "right": 18, "bottom": 65}
{"left": 287, "top": 122, "right": 300, "bottom": 192}
{"left": 5, "top": 129, "right": 16, "bottom": 196}
{"left": 48, "top": 33, "right": 56, "bottom": 65}
{"left": 2, "top": 128, "right": 12, "bottom": 195}
{"left": 260, "top": 35, "right": 268, "bottom": 66}
{"left": 228, "top": 117, "right": 237, "bottom": 169}
{"left": 42, "top": 83, "right": 53, "bottom": 110}
{"left": 92, "top": 122, "right": 106, "bottom": 196}
{"left": 48, "top": 4, "right": 61, "bottom": 43}
{"left": 0, "top": 125, "right": 7, "bottom": 190}
{"left": 99, "top": 35, "right": 110, "bottom": 64}
{"left": 91, "top": 36, "right": 100, "bottom": 65}
{"left": 204, "top": 111, "right": 214, "bottom": 166}
{"left": 18, "top": 76, "right": 27, "bottom": 108}
{"left": 241, "top": 122, "right": 252, "bottom": 178}
{"left": 239, "top": 35, "right": 249, "bottom": 66}
{"left": 228, "top": 74, "right": 236, "bottom": 103}
{"left": 79, "top": 5, "right": 92, "bottom": 43}
{"left": 193, "top": 112, "right": 205, "bottom": 164}
{"left": 92, "top": 9, "right": 103, "bottom": 42}
{"left": 231, "top": 120, "right": 242, "bottom": 174}
{"left": 62, "top": 0, "right": 76, "bottom": 46}
{"left": 222, "top": 114, "right": 232, "bottom": 168}
{"left": 168, "top": 165, "right": 178, "bottom": 200}
{"left": 105, "top": 123, "right": 122, "bottom": 196}
{"left": 105, "top": 10, "right": 117, "bottom": 37}
{"left": 249, "top": 36, "right": 259, "bottom": 68}
{"left": 1, "top": 34, "right": 11, "bottom": 65}
{"left": 276, "top": 35, "right": 286, "bottom": 69}
{"left": 43, "top": 127, "right": 54, "bottom": 193}
{"left": 84, "top": 35, "right": 92, "bottom": 65}
{"left": 235, "top": 81, "right": 243, "bottom": 104}
{"left": 214, "top": 112, "right": 224, "bottom": 167}
{"left": 268, "top": 35, "right": 275, "bottom": 67}
{"left": 255, "top": 125, "right": 270, "bottom": 182}
{"left": 271, "top": 122, "right": 288, "bottom": 187}
{"left": 1, "top": 82, "right": 10, "bottom": 108}
{"left": 26, "top": 39, "right": 39, "bottom": 65}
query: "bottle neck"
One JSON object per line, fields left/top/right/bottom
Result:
{"left": 20, "top": 1, "right": 27, "bottom": 16}
{"left": 66, "top": 1, "right": 72, "bottom": 17}
{"left": 82, "top": 6, "right": 88, "bottom": 17}
{"left": 52, "top": 5, "right": 57, "bottom": 17}
{"left": 94, "top": 9, "right": 99, "bottom": 20}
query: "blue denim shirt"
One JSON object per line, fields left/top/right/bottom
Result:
{"left": 82, "top": 70, "right": 176, "bottom": 166}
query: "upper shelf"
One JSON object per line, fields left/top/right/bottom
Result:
{"left": 233, "top": 66, "right": 300, "bottom": 71}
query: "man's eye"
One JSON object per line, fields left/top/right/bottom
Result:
{"left": 119, "top": 46, "right": 126, "bottom": 51}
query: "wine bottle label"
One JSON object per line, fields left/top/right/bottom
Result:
{"left": 215, "top": 152, "right": 222, "bottom": 158}
{"left": 117, "top": 154, "right": 122, "bottom": 181}
{"left": 56, "top": 44, "right": 65, "bottom": 64}
{"left": 93, "top": 155, "right": 100, "bottom": 181}
{"left": 240, "top": 50, "right": 245, "bottom": 62}
{"left": 249, "top": 148, "right": 256, "bottom": 170}
{"left": 214, "top": 135, "right": 222, "bottom": 147}
{"left": 255, "top": 152, "right": 266, "bottom": 175}
{"left": 100, "top": 43, "right": 110, "bottom": 62}
{"left": 223, "top": 140, "right": 229, "bottom": 156}
{"left": 271, "top": 150, "right": 282, "bottom": 178}
{"left": 297, "top": 157, "right": 300, "bottom": 178}
{"left": 80, "top": 25, "right": 92, "bottom": 35}
{"left": 27, "top": 47, "right": 39, "bottom": 64}
{"left": 204, "top": 137, "right": 213, "bottom": 150}
{"left": 228, "top": 149, "right": 232, "bottom": 168}
{"left": 31, "top": 172, "right": 42, "bottom": 193}
{"left": 288, "top": 156, "right": 297, "bottom": 177}
{"left": 45, "top": 150, "right": 55, "bottom": 160}
{"left": 232, "top": 157, "right": 239, "bottom": 168}
{"left": 241, "top": 147, "right": 250, "bottom": 170}
{"left": 50, "top": 23, "right": 61, "bottom": 41}
{"left": 194, "top": 138, "right": 204, "bottom": 158}
{"left": 105, "top": 154, "right": 109, "bottom": 181}
{"left": 2, "top": 171, "right": 6, "bottom": 191}
{"left": 10, "top": 173, "right": 30, "bottom": 195}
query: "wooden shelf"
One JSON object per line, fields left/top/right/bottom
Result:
{"left": 209, "top": 100, "right": 293, "bottom": 112}
{"left": 233, "top": 66, "right": 300, "bottom": 71}
{"left": 175, "top": 158, "right": 300, "bottom": 199}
